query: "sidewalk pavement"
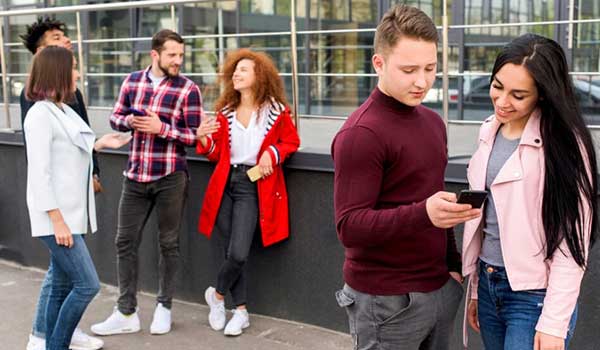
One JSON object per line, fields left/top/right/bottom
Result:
{"left": 0, "top": 260, "right": 351, "bottom": 350}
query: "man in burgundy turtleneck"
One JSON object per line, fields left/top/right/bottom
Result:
{"left": 331, "top": 5, "right": 481, "bottom": 350}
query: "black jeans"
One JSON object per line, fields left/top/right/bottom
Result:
{"left": 115, "top": 171, "right": 188, "bottom": 315}
{"left": 215, "top": 164, "right": 259, "bottom": 307}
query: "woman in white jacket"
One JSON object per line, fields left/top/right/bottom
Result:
{"left": 24, "top": 46, "right": 129, "bottom": 350}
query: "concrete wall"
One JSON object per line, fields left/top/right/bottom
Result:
{"left": 1, "top": 134, "right": 599, "bottom": 349}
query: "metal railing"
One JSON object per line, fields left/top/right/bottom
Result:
{"left": 0, "top": 0, "right": 598, "bottom": 131}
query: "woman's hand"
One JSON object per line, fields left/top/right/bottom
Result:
{"left": 534, "top": 331, "right": 564, "bottom": 350}
{"left": 48, "top": 209, "right": 73, "bottom": 248}
{"left": 467, "top": 299, "right": 480, "bottom": 333}
{"left": 196, "top": 116, "right": 220, "bottom": 147}
{"left": 258, "top": 151, "right": 273, "bottom": 177}
{"left": 94, "top": 133, "right": 132, "bottom": 151}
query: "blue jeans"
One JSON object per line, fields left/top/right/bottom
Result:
{"left": 38, "top": 234, "right": 100, "bottom": 350}
{"left": 477, "top": 260, "right": 577, "bottom": 350}
{"left": 31, "top": 264, "right": 53, "bottom": 338}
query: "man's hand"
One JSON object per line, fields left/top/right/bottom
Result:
{"left": 258, "top": 151, "right": 273, "bottom": 177}
{"left": 467, "top": 299, "right": 480, "bottom": 333}
{"left": 426, "top": 191, "right": 481, "bottom": 228}
{"left": 93, "top": 175, "right": 103, "bottom": 193}
{"left": 534, "top": 332, "right": 564, "bottom": 350}
{"left": 129, "top": 110, "right": 163, "bottom": 134}
{"left": 449, "top": 271, "right": 463, "bottom": 284}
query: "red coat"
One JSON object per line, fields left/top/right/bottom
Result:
{"left": 196, "top": 101, "right": 300, "bottom": 247}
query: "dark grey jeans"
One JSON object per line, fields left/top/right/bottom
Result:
{"left": 215, "top": 164, "right": 258, "bottom": 307}
{"left": 336, "top": 278, "right": 463, "bottom": 350}
{"left": 115, "top": 171, "right": 188, "bottom": 315}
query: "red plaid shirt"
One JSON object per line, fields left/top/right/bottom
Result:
{"left": 110, "top": 66, "right": 202, "bottom": 182}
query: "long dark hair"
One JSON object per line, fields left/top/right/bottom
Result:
{"left": 491, "top": 33, "right": 597, "bottom": 268}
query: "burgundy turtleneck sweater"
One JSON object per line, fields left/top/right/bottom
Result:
{"left": 331, "top": 87, "right": 461, "bottom": 295}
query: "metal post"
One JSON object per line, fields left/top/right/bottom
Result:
{"left": 171, "top": 5, "right": 176, "bottom": 31}
{"left": 290, "top": 0, "right": 299, "bottom": 127}
{"left": 218, "top": 8, "right": 224, "bottom": 95}
{"left": 76, "top": 12, "right": 87, "bottom": 106}
{"left": 303, "top": 0, "right": 311, "bottom": 115}
{"left": 0, "top": 16, "right": 10, "bottom": 130}
{"left": 567, "top": 0, "right": 574, "bottom": 49}
{"left": 218, "top": 8, "right": 224, "bottom": 66}
{"left": 576, "top": 0, "right": 581, "bottom": 49}
{"left": 442, "top": 0, "right": 449, "bottom": 125}
{"left": 456, "top": 0, "right": 465, "bottom": 120}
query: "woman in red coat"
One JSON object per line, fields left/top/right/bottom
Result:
{"left": 196, "top": 49, "right": 300, "bottom": 336}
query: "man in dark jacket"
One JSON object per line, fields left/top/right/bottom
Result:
{"left": 20, "top": 16, "right": 103, "bottom": 190}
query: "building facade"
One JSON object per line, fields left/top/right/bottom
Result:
{"left": 1, "top": 0, "right": 598, "bottom": 144}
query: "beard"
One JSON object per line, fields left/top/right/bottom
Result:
{"left": 158, "top": 58, "right": 180, "bottom": 78}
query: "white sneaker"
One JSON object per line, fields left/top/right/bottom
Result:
{"left": 26, "top": 334, "right": 45, "bottom": 350}
{"left": 150, "top": 303, "right": 171, "bottom": 335}
{"left": 224, "top": 309, "right": 250, "bottom": 336}
{"left": 70, "top": 328, "right": 104, "bottom": 350}
{"left": 90, "top": 307, "right": 141, "bottom": 336}
{"left": 204, "top": 286, "right": 226, "bottom": 331}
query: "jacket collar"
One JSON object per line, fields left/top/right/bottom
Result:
{"left": 479, "top": 108, "right": 543, "bottom": 148}
{"left": 44, "top": 101, "right": 95, "bottom": 154}
{"left": 221, "top": 98, "right": 286, "bottom": 119}
{"left": 221, "top": 98, "right": 287, "bottom": 147}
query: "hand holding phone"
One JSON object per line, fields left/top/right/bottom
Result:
{"left": 128, "top": 107, "right": 146, "bottom": 116}
{"left": 456, "top": 190, "right": 488, "bottom": 209}
{"left": 426, "top": 191, "right": 483, "bottom": 229}
{"left": 247, "top": 165, "right": 263, "bottom": 182}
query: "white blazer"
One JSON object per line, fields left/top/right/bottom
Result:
{"left": 24, "top": 100, "right": 97, "bottom": 237}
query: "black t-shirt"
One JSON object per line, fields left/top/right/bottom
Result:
{"left": 20, "top": 88, "right": 100, "bottom": 175}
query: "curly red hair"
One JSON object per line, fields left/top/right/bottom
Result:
{"left": 215, "top": 48, "right": 288, "bottom": 112}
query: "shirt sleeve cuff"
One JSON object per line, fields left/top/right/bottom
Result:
{"left": 268, "top": 145, "right": 280, "bottom": 165}
{"left": 158, "top": 123, "right": 169, "bottom": 138}
{"left": 196, "top": 136, "right": 214, "bottom": 154}
{"left": 535, "top": 318, "right": 569, "bottom": 339}
{"left": 413, "top": 199, "right": 435, "bottom": 230}
{"left": 470, "top": 273, "right": 479, "bottom": 300}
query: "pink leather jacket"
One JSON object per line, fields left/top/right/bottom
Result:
{"left": 461, "top": 110, "right": 592, "bottom": 343}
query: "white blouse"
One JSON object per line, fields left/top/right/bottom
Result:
{"left": 230, "top": 107, "right": 269, "bottom": 166}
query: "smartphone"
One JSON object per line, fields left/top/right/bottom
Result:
{"left": 246, "top": 165, "right": 263, "bottom": 182}
{"left": 129, "top": 107, "right": 146, "bottom": 116}
{"left": 457, "top": 190, "right": 488, "bottom": 208}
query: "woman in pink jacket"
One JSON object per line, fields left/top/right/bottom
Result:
{"left": 195, "top": 49, "right": 300, "bottom": 337}
{"left": 462, "top": 33, "right": 597, "bottom": 350}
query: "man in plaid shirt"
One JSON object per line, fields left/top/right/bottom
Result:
{"left": 92, "top": 29, "right": 201, "bottom": 337}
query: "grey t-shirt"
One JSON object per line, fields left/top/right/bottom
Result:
{"left": 148, "top": 71, "right": 166, "bottom": 88}
{"left": 480, "top": 130, "right": 520, "bottom": 267}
